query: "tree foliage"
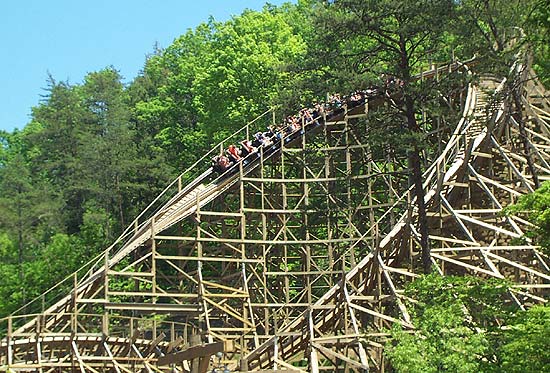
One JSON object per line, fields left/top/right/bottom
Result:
{"left": 133, "top": 8, "right": 308, "bottom": 168}
{"left": 386, "top": 274, "right": 549, "bottom": 372}
{"left": 505, "top": 181, "right": 550, "bottom": 255}
{"left": 499, "top": 304, "right": 550, "bottom": 372}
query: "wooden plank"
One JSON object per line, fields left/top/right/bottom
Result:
{"left": 157, "top": 342, "right": 224, "bottom": 365}
{"left": 348, "top": 303, "right": 412, "bottom": 328}
{"left": 274, "top": 358, "right": 308, "bottom": 372}
{"left": 145, "top": 332, "right": 166, "bottom": 357}
{"left": 471, "top": 170, "right": 522, "bottom": 197}
{"left": 455, "top": 213, "right": 522, "bottom": 238}
{"left": 484, "top": 252, "right": 550, "bottom": 281}
{"left": 102, "top": 341, "right": 122, "bottom": 373}
{"left": 105, "top": 302, "right": 200, "bottom": 313}
{"left": 71, "top": 340, "right": 86, "bottom": 373}
{"left": 166, "top": 337, "right": 184, "bottom": 353}
{"left": 154, "top": 235, "right": 366, "bottom": 245}
{"left": 429, "top": 235, "right": 480, "bottom": 246}
{"left": 195, "top": 211, "right": 243, "bottom": 217}
{"left": 432, "top": 245, "right": 538, "bottom": 252}
{"left": 106, "top": 291, "right": 197, "bottom": 298}
{"left": 312, "top": 342, "right": 369, "bottom": 370}
{"left": 430, "top": 253, "right": 503, "bottom": 278}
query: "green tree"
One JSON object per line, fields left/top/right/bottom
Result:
{"left": 0, "top": 152, "right": 61, "bottom": 313}
{"left": 273, "top": 0, "right": 359, "bottom": 113}
{"left": 29, "top": 77, "right": 91, "bottom": 232}
{"left": 455, "top": 0, "right": 534, "bottom": 55}
{"left": 0, "top": 154, "right": 59, "bottom": 271}
{"left": 528, "top": 0, "right": 550, "bottom": 86}
{"left": 192, "top": 9, "right": 307, "bottom": 142}
{"left": 505, "top": 181, "right": 550, "bottom": 255}
{"left": 132, "top": 7, "right": 308, "bottom": 169}
{"left": 0, "top": 68, "right": 179, "bottom": 317}
{"left": 453, "top": 0, "right": 546, "bottom": 81}
{"left": 386, "top": 274, "right": 515, "bottom": 372}
{"left": 499, "top": 304, "right": 550, "bottom": 372}
{"left": 79, "top": 68, "right": 139, "bottom": 231}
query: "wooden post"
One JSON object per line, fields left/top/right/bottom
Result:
{"left": 273, "top": 335, "right": 279, "bottom": 371}
{"left": 72, "top": 272, "right": 78, "bottom": 335}
{"left": 36, "top": 314, "right": 43, "bottom": 372}
{"left": 240, "top": 356, "right": 249, "bottom": 372}
{"left": 7, "top": 316, "right": 13, "bottom": 366}
{"left": 308, "top": 310, "right": 319, "bottom": 373}
{"left": 152, "top": 237, "right": 157, "bottom": 305}
{"left": 103, "top": 249, "right": 109, "bottom": 336}
{"left": 190, "top": 334, "right": 202, "bottom": 373}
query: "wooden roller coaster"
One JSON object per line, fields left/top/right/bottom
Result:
{"left": 1, "top": 54, "right": 549, "bottom": 372}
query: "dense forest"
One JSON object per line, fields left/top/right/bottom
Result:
{"left": 1, "top": 0, "right": 549, "bottom": 370}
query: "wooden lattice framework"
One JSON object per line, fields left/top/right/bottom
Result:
{"left": 1, "top": 58, "right": 549, "bottom": 372}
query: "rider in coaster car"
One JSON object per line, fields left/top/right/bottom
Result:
{"left": 329, "top": 93, "right": 342, "bottom": 108}
{"left": 212, "top": 155, "right": 233, "bottom": 173}
{"left": 284, "top": 116, "right": 300, "bottom": 135}
{"left": 253, "top": 132, "right": 273, "bottom": 147}
{"left": 211, "top": 156, "right": 221, "bottom": 172}
{"left": 300, "top": 108, "right": 313, "bottom": 129}
{"left": 267, "top": 125, "right": 283, "bottom": 141}
{"left": 349, "top": 91, "right": 363, "bottom": 104}
{"left": 312, "top": 103, "right": 324, "bottom": 124}
{"left": 227, "top": 144, "right": 242, "bottom": 163}
{"left": 240, "top": 140, "right": 257, "bottom": 157}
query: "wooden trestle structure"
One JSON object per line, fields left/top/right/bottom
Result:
{"left": 1, "top": 57, "right": 550, "bottom": 372}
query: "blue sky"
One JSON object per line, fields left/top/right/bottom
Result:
{"left": 0, "top": 0, "right": 291, "bottom": 132}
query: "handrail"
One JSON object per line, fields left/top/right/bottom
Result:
{"left": 1, "top": 311, "right": 197, "bottom": 342}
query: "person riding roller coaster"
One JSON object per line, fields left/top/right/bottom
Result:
{"left": 252, "top": 132, "right": 273, "bottom": 148}
{"left": 226, "top": 144, "right": 242, "bottom": 163}
{"left": 240, "top": 140, "right": 257, "bottom": 157}
{"left": 212, "top": 155, "right": 233, "bottom": 173}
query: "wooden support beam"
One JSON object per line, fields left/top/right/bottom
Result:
{"left": 157, "top": 341, "right": 228, "bottom": 366}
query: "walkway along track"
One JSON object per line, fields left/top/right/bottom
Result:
{"left": 1, "top": 58, "right": 550, "bottom": 372}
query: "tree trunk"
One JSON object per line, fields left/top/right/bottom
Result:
{"left": 405, "top": 96, "right": 432, "bottom": 274}
{"left": 399, "top": 36, "right": 431, "bottom": 274}
{"left": 482, "top": 0, "right": 505, "bottom": 52}
{"left": 116, "top": 174, "right": 125, "bottom": 229}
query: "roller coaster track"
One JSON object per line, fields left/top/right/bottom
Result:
{"left": 1, "top": 56, "right": 549, "bottom": 372}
